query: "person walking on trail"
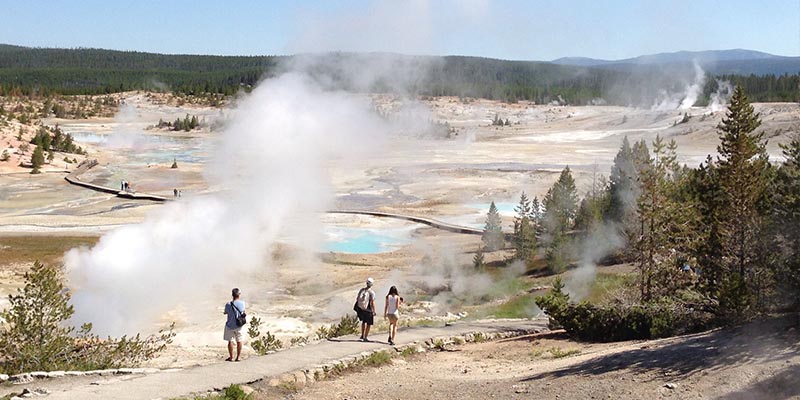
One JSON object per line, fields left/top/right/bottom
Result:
{"left": 384, "top": 286, "right": 402, "bottom": 345}
{"left": 354, "top": 278, "right": 377, "bottom": 342}
{"left": 223, "top": 288, "right": 246, "bottom": 361}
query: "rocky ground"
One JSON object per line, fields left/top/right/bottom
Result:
{"left": 276, "top": 316, "right": 800, "bottom": 400}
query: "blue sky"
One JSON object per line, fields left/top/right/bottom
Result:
{"left": 1, "top": 0, "right": 798, "bottom": 60}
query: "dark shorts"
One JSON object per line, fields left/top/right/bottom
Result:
{"left": 356, "top": 307, "right": 374, "bottom": 325}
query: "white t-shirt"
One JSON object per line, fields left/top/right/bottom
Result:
{"left": 386, "top": 295, "right": 399, "bottom": 315}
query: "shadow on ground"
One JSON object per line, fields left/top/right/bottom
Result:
{"left": 522, "top": 316, "right": 799, "bottom": 392}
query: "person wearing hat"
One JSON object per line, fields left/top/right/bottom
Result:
{"left": 223, "top": 288, "right": 246, "bottom": 361}
{"left": 354, "top": 278, "right": 377, "bottom": 342}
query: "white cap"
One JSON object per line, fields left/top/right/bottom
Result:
{"left": 366, "top": 277, "right": 374, "bottom": 287}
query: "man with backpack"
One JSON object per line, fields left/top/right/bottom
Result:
{"left": 223, "top": 288, "right": 246, "bottom": 361}
{"left": 354, "top": 278, "right": 377, "bottom": 342}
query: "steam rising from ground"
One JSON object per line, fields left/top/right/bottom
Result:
{"left": 65, "top": 73, "right": 390, "bottom": 336}
{"left": 709, "top": 79, "right": 734, "bottom": 113}
{"left": 105, "top": 104, "right": 147, "bottom": 148}
{"left": 565, "top": 223, "right": 625, "bottom": 301}
{"left": 652, "top": 62, "right": 706, "bottom": 111}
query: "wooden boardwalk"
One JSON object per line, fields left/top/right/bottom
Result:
{"left": 328, "top": 209, "right": 485, "bottom": 235}
{"left": 64, "top": 160, "right": 168, "bottom": 202}
{"left": 63, "top": 161, "right": 504, "bottom": 237}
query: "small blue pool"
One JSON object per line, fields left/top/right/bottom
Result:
{"left": 324, "top": 226, "right": 411, "bottom": 254}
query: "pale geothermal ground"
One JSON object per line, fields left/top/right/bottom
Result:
{"left": 0, "top": 93, "right": 798, "bottom": 368}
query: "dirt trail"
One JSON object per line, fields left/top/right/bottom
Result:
{"left": 289, "top": 316, "right": 800, "bottom": 400}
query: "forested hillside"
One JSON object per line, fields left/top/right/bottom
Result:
{"left": 0, "top": 45, "right": 797, "bottom": 104}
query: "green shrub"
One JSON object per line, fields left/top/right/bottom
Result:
{"left": 548, "top": 347, "right": 581, "bottom": 358}
{"left": 315, "top": 314, "right": 360, "bottom": 339}
{"left": 400, "top": 346, "right": 420, "bottom": 358}
{"left": 247, "top": 316, "right": 282, "bottom": 355}
{"left": 361, "top": 351, "right": 392, "bottom": 367}
{"left": 535, "top": 278, "right": 713, "bottom": 342}
{"left": 221, "top": 384, "right": 249, "bottom": 400}
{"left": 290, "top": 336, "right": 309, "bottom": 346}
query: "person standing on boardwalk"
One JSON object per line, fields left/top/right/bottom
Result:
{"left": 223, "top": 288, "right": 246, "bottom": 361}
{"left": 384, "top": 286, "right": 402, "bottom": 345}
{"left": 354, "top": 278, "right": 376, "bottom": 342}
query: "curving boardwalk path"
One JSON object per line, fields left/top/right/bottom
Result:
{"left": 327, "top": 209, "right": 485, "bottom": 236}
{"left": 28, "top": 319, "right": 547, "bottom": 400}
{"left": 63, "top": 161, "right": 499, "bottom": 237}
{"left": 64, "top": 160, "right": 168, "bottom": 202}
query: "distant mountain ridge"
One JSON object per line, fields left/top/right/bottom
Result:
{"left": 552, "top": 49, "right": 800, "bottom": 75}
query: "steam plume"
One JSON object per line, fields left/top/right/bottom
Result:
{"left": 65, "top": 73, "right": 390, "bottom": 336}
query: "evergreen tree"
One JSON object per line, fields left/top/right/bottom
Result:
{"left": 0, "top": 261, "right": 74, "bottom": 373}
{"left": 530, "top": 196, "right": 545, "bottom": 238}
{"left": 696, "top": 86, "right": 774, "bottom": 320}
{"left": 543, "top": 166, "right": 578, "bottom": 236}
{"left": 606, "top": 136, "right": 642, "bottom": 258}
{"left": 512, "top": 192, "right": 537, "bottom": 264}
{"left": 30, "top": 145, "right": 44, "bottom": 174}
{"left": 634, "top": 135, "right": 700, "bottom": 301}
{"left": 473, "top": 248, "right": 485, "bottom": 271}
{"left": 482, "top": 201, "right": 504, "bottom": 251}
{"left": 543, "top": 166, "right": 579, "bottom": 273}
{"left": 775, "top": 135, "right": 800, "bottom": 309}
{"left": 0, "top": 261, "right": 175, "bottom": 374}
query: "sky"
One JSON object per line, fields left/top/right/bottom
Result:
{"left": 1, "top": 0, "right": 798, "bottom": 60}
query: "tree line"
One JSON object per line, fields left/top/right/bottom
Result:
{"left": 0, "top": 46, "right": 796, "bottom": 104}
{"left": 482, "top": 86, "right": 800, "bottom": 339}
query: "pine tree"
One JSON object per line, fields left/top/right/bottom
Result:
{"left": 775, "top": 135, "right": 800, "bottom": 309}
{"left": 697, "top": 86, "right": 774, "bottom": 320}
{"left": 635, "top": 135, "right": 699, "bottom": 301}
{"left": 543, "top": 166, "right": 578, "bottom": 236}
{"left": 30, "top": 145, "right": 45, "bottom": 174}
{"left": 606, "top": 136, "right": 642, "bottom": 257}
{"left": 482, "top": 201, "right": 504, "bottom": 251}
{"left": 473, "top": 248, "right": 485, "bottom": 271}
{"left": 0, "top": 261, "right": 175, "bottom": 374}
{"left": 512, "top": 192, "right": 537, "bottom": 263}
{"left": 0, "top": 261, "right": 75, "bottom": 373}
{"left": 543, "top": 166, "right": 579, "bottom": 273}
{"left": 530, "top": 196, "right": 544, "bottom": 238}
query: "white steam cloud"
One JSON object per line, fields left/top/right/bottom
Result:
{"left": 709, "top": 79, "right": 734, "bottom": 113}
{"left": 65, "top": 73, "right": 390, "bottom": 336}
{"left": 652, "top": 61, "right": 706, "bottom": 111}
{"left": 565, "top": 223, "right": 625, "bottom": 301}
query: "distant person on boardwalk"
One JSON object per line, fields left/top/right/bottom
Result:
{"left": 223, "top": 288, "right": 246, "bottom": 361}
{"left": 354, "top": 278, "right": 376, "bottom": 342}
{"left": 174, "top": 188, "right": 178, "bottom": 197}
{"left": 384, "top": 286, "right": 402, "bottom": 345}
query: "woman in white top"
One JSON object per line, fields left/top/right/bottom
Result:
{"left": 384, "top": 286, "right": 402, "bottom": 345}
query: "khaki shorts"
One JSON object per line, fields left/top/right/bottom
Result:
{"left": 224, "top": 327, "right": 243, "bottom": 342}
{"left": 387, "top": 313, "right": 399, "bottom": 323}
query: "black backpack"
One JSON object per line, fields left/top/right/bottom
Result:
{"left": 231, "top": 302, "right": 247, "bottom": 327}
